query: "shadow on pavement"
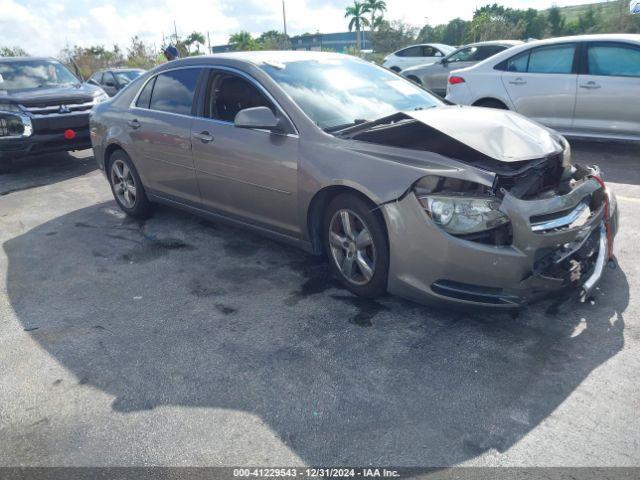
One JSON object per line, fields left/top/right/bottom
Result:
{"left": 3, "top": 201, "right": 628, "bottom": 465}
{"left": 0, "top": 150, "right": 96, "bottom": 196}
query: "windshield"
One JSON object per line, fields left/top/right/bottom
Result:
{"left": 0, "top": 59, "right": 79, "bottom": 91}
{"left": 115, "top": 70, "right": 142, "bottom": 85}
{"left": 261, "top": 57, "right": 442, "bottom": 131}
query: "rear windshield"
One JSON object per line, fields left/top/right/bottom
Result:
{"left": 0, "top": 59, "right": 79, "bottom": 92}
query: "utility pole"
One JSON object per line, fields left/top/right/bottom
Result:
{"left": 282, "top": 0, "right": 288, "bottom": 36}
{"left": 173, "top": 20, "right": 178, "bottom": 44}
{"left": 207, "top": 32, "right": 211, "bottom": 54}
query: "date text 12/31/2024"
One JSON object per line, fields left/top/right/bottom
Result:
{"left": 233, "top": 468, "right": 401, "bottom": 478}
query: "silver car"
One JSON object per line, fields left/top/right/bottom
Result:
{"left": 445, "top": 34, "right": 640, "bottom": 141}
{"left": 401, "top": 40, "right": 523, "bottom": 97}
{"left": 90, "top": 51, "right": 619, "bottom": 308}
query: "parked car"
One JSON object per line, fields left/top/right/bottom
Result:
{"left": 0, "top": 57, "right": 109, "bottom": 173}
{"left": 445, "top": 34, "right": 640, "bottom": 141}
{"left": 401, "top": 40, "right": 523, "bottom": 97}
{"left": 90, "top": 51, "right": 618, "bottom": 308}
{"left": 382, "top": 44, "right": 455, "bottom": 72}
{"left": 89, "top": 68, "right": 145, "bottom": 96}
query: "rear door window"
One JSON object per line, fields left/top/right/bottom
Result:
{"left": 587, "top": 43, "right": 640, "bottom": 77}
{"left": 149, "top": 68, "right": 202, "bottom": 115}
{"left": 527, "top": 44, "right": 576, "bottom": 74}
{"left": 397, "top": 46, "right": 421, "bottom": 57}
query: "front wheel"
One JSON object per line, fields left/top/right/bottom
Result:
{"left": 323, "top": 194, "right": 389, "bottom": 298}
{"left": 107, "top": 149, "right": 155, "bottom": 219}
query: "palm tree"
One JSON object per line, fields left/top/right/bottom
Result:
{"left": 345, "top": 1, "right": 370, "bottom": 51}
{"left": 228, "top": 31, "right": 258, "bottom": 51}
{"left": 185, "top": 31, "right": 206, "bottom": 54}
{"left": 363, "top": 0, "right": 387, "bottom": 32}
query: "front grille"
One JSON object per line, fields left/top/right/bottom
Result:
{"left": 22, "top": 101, "right": 94, "bottom": 116}
{"left": 530, "top": 197, "right": 594, "bottom": 233}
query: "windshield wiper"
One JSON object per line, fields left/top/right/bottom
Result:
{"left": 324, "top": 119, "right": 369, "bottom": 133}
{"left": 331, "top": 112, "right": 415, "bottom": 138}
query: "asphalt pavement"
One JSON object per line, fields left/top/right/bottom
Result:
{"left": 0, "top": 143, "right": 638, "bottom": 466}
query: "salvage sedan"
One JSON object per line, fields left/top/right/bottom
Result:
{"left": 90, "top": 51, "right": 619, "bottom": 308}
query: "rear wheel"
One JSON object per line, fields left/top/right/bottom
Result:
{"left": 323, "top": 194, "right": 389, "bottom": 298}
{"left": 107, "top": 149, "right": 155, "bottom": 219}
{"left": 474, "top": 98, "right": 508, "bottom": 110}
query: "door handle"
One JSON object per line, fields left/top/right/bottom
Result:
{"left": 127, "top": 119, "right": 140, "bottom": 129}
{"left": 509, "top": 78, "right": 527, "bottom": 85}
{"left": 579, "top": 81, "right": 601, "bottom": 90}
{"left": 193, "top": 131, "right": 214, "bottom": 143}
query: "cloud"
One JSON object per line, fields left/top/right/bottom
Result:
{"left": 0, "top": 0, "right": 608, "bottom": 57}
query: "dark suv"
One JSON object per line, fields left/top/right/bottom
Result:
{"left": 89, "top": 68, "right": 144, "bottom": 97}
{"left": 0, "top": 57, "right": 109, "bottom": 172}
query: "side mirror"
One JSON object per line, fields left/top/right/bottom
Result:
{"left": 234, "top": 106, "right": 284, "bottom": 132}
{"left": 441, "top": 59, "right": 448, "bottom": 66}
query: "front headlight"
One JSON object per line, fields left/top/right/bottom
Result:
{"left": 417, "top": 194, "right": 510, "bottom": 235}
{"left": 0, "top": 102, "right": 23, "bottom": 113}
{"left": 93, "top": 91, "right": 109, "bottom": 104}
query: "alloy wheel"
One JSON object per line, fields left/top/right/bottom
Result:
{"left": 328, "top": 209, "right": 376, "bottom": 286}
{"left": 110, "top": 159, "right": 137, "bottom": 209}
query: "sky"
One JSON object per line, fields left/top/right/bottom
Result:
{"left": 1, "top": 0, "right": 610, "bottom": 57}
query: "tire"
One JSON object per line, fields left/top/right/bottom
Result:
{"left": 107, "top": 149, "right": 155, "bottom": 219}
{"left": 322, "top": 194, "right": 389, "bottom": 299}
{"left": 0, "top": 158, "right": 14, "bottom": 174}
{"left": 474, "top": 99, "right": 508, "bottom": 110}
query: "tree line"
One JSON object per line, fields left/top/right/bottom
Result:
{"left": 2, "top": 0, "right": 639, "bottom": 73}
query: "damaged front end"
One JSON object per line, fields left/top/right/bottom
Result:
{"left": 342, "top": 108, "right": 619, "bottom": 308}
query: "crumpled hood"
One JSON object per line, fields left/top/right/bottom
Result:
{"left": 406, "top": 105, "right": 562, "bottom": 162}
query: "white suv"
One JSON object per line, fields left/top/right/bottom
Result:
{"left": 445, "top": 34, "right": 640, "bottom": 141}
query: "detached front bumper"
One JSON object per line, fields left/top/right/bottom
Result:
{"left": 382, "top": 174, "right": 619, "bottom": 308}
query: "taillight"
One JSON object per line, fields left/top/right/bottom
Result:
{"left": 448, "top": 76, "right": 465, "bottom": 85}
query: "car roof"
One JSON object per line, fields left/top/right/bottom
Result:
{"left": 205, "top": 50, "right": 349, "bottom": 63}
{"left": 463, "top": 40, "right": 523, "bottom": 48}
{"left": 459, "top": 34, "right": 640, "bottom": 72}
{"left": 96, "top": 68, "right": 145, "bottom": 72}
{"left": 0, "top": 57, "right": 59, "bottom": 63}
{"left": 395, "top": 43, "right": 454, "bottom": 52}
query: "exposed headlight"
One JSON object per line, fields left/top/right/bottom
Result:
{"left": 93, "top": 91, "right": 109, "bottom": 104}
{"left": 0, "top": 112, "right": 32, "bottom": 138}
{"left": 417, "top": 194, "right": 510, "bottom": 235}
{"left": 0, "top": 102, "right": 23, "bottom": 113}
